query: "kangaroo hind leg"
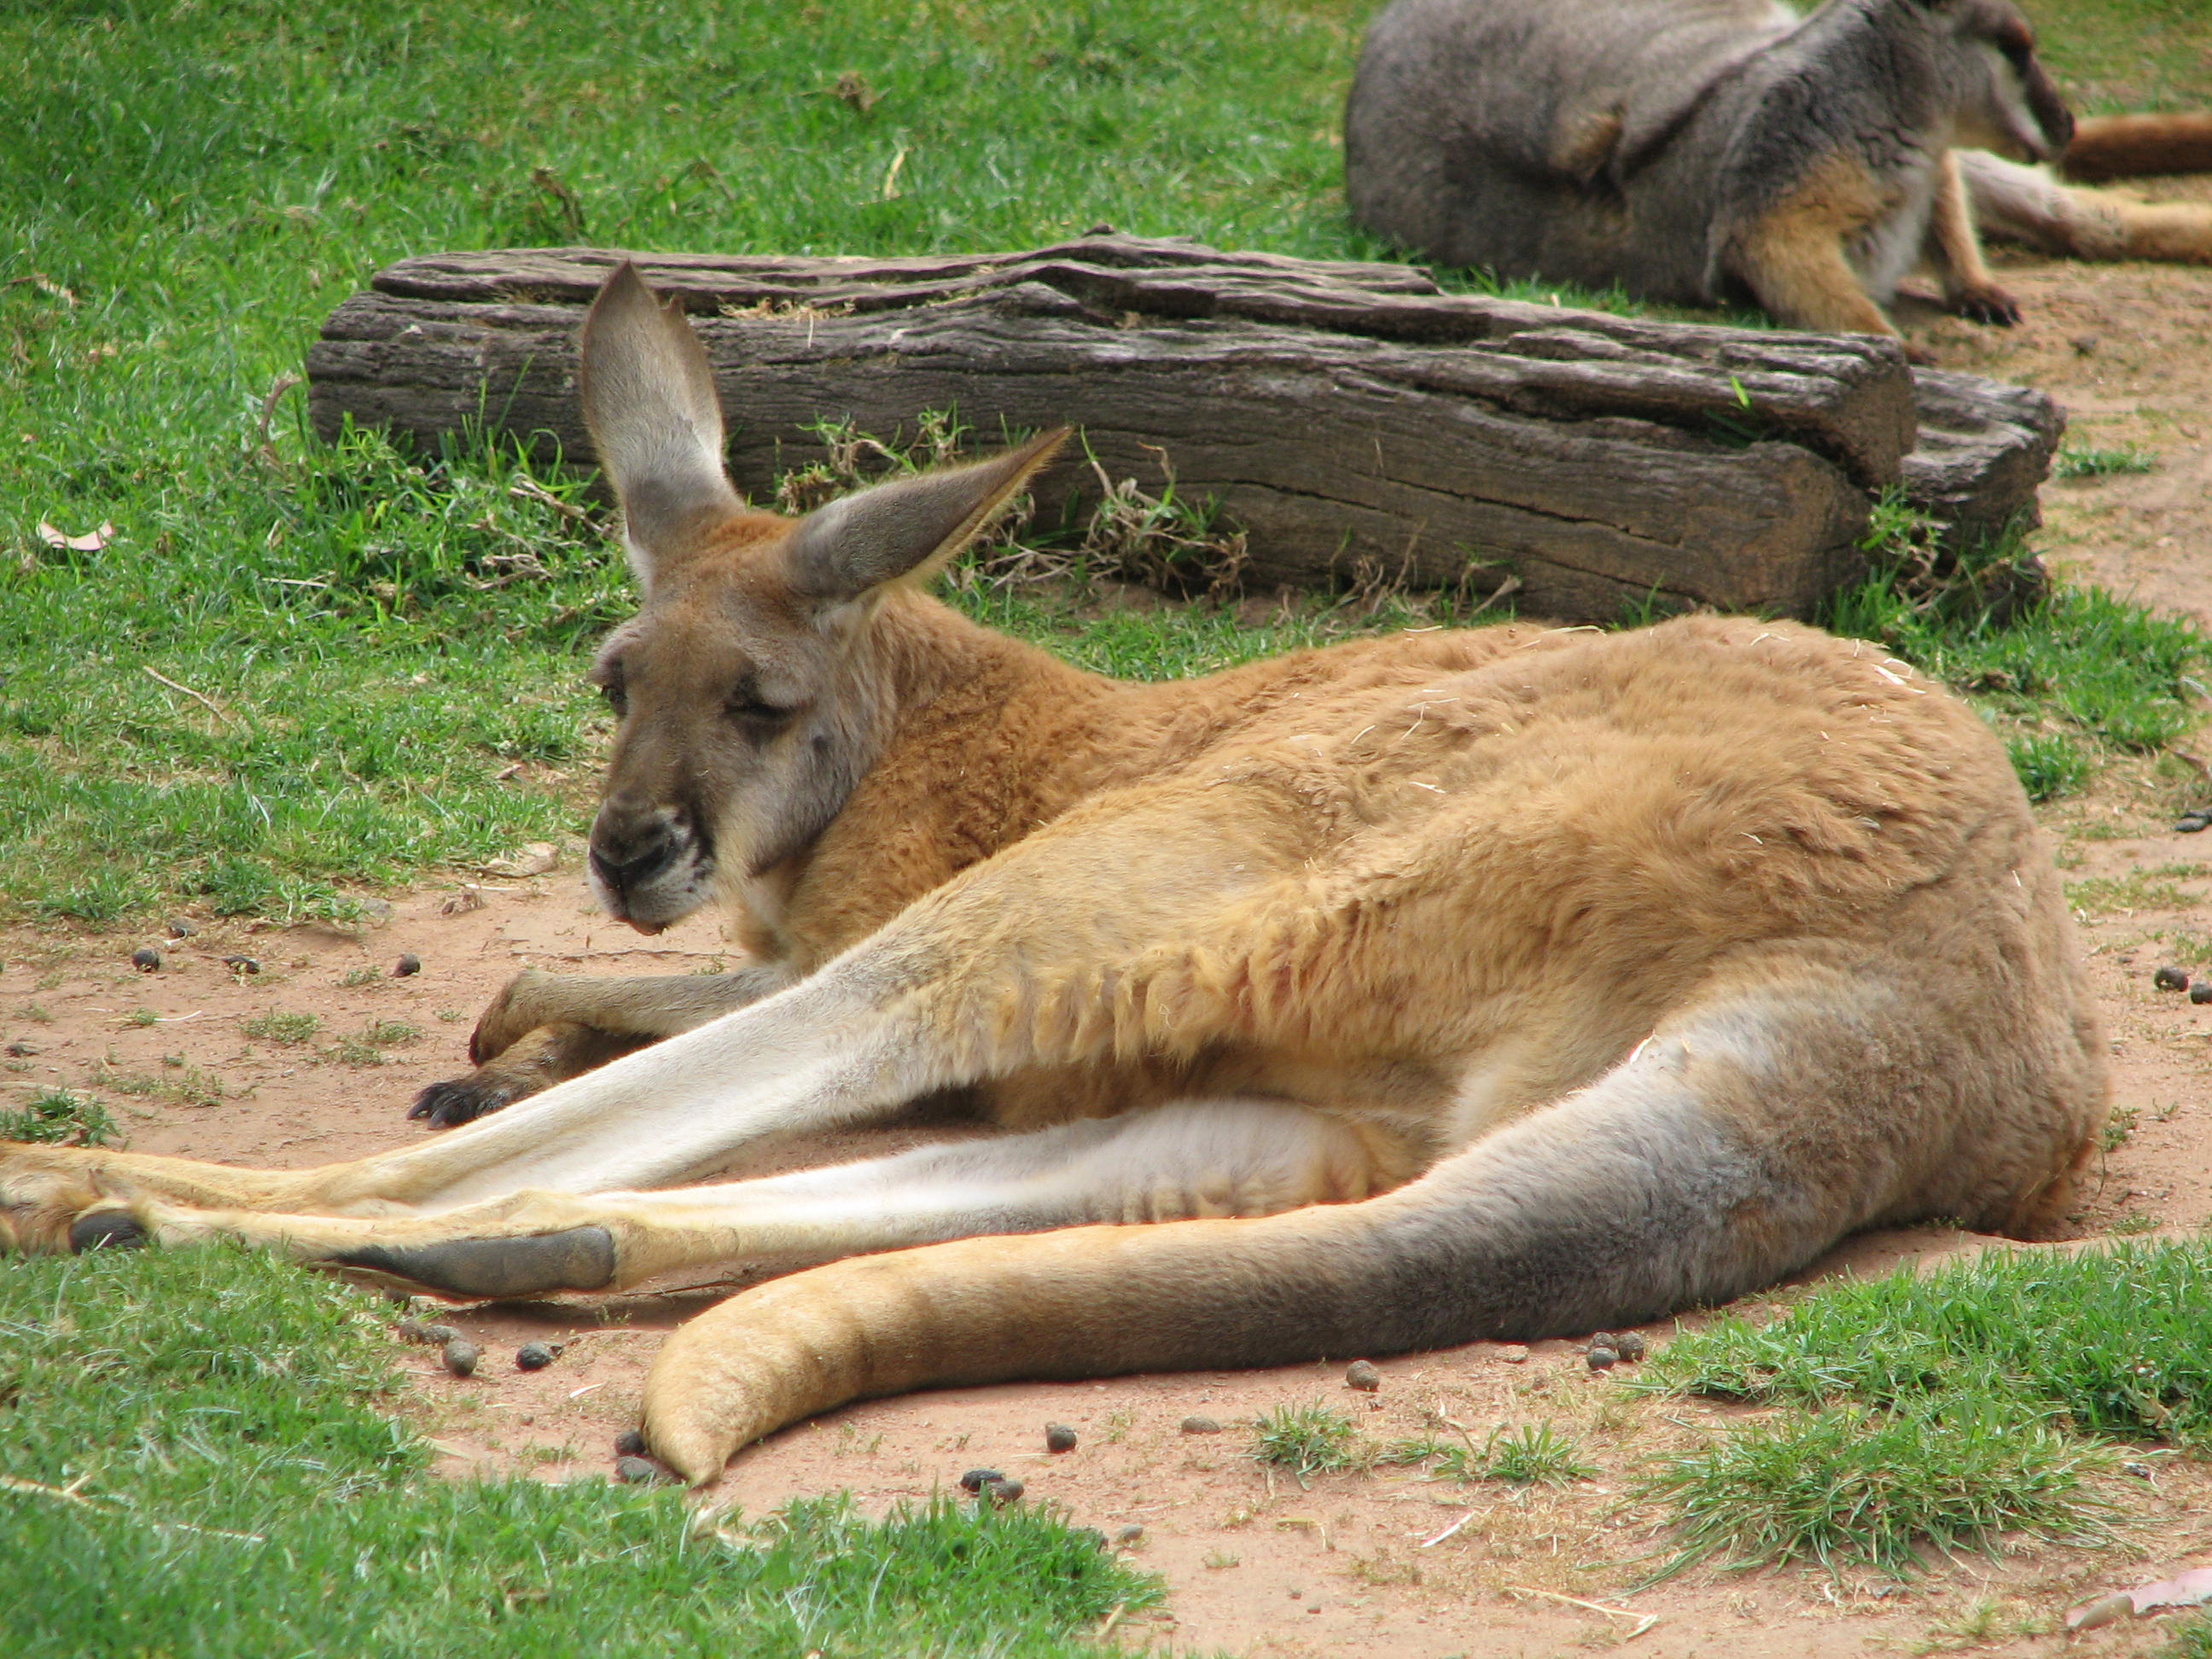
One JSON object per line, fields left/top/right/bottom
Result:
{"left": 635, "top": 944, "right": 2102, "bottom": 1481}
{"left": 90, "top": 1099, "right": 1414, "bottom": 1300}
{"left": 1961, "top": 149, "right": 2212, "bottom": 264}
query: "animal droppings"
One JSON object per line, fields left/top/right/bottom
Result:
{"left": 5, "top": 1040, "right": 38, "bottom": 1057}
{"left": 131, "top": 947, "right": 161, "bottom": 972}
{"left": 1344, "top": 1359, "right": 1382, "bottom": 1392}
{"left": 1180, "top": 1415, "right": 1223, "bottom": 1435}
{"left": 2193, "top": 983, "right": 2212, "bottom": 1006}
{"left": 614, "top": 1429, "right": 648, "bottom": 1458}
{"left": 1045, "top": 1423, "right": 1079, "bottom": 1453}
{"left": 165, "top": 918, "right": 197, "bottom": 938}
{"left": 615, "top": 1455, "right": 670, "bottom": 1485}
{"left": 515, "top": 1341, "right": 558, "bottom": 1371}
{"left": 985, "top": 1477, "right": 1025, "bottom": 1505}
{"left": 1498, "top": 1345, "right": 1530, "bottom": 1364}
{"left": 224, "top": 956, "right": 260, "bottom": 975}
{"left": 441, "top": 1338, "right": 480, "bottom": 1377}
{"left": 1611, "top": 1330, "right": 1647, "bottom": 1363}
{"left": 2176, "top": 812, "right": 2210, "bottom": 835}
{"left": 1114, "top": 1523, "right": 1146, "bottom": 1545}
{"left": 1586, "top": 1344, "right": 1619, "bottom": 1371}
{"left": 2154, "top": 966, "right": 2190, "bottom": 992}
{"left": 394, "top": 952, "right": 422, "bottom": 977}
{"left": 396, "top": 1318, "right": 461, "bottom": 1347}
{"left": 958, "top": 1467, "right": 1005, "bottom": 1493}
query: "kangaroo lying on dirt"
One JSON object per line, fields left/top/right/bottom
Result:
{"left": 0, "top": 265, "right": 2105, "bottom": 1485}
{"left": 1346, "top": 0, "right": 2212, "bottom": 347}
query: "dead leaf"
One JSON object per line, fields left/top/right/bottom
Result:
{"left": 832, "top": 70, "right": 881, "bottom": 114}
{"left": 2067, "top": 1565, "right": 2212, "bottom": 1630}
{"left": 37, "top": 519, "right": 115, "bottom": 553}
{"left": 483, "top": 842, "right": 558, "bottom": 878}
{"left": 441, "top": 888, "right": 488, "bottom": 916}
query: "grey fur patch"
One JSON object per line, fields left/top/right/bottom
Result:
{"left": 331, "top": 1226, "right": 617, "bottom": 1297}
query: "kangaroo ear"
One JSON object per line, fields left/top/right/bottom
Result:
{"left": 784, "top": 427, "right": 1071, "bottom": 605}
{"left": 578, "top": 262, "right": 743, "bottom": 591}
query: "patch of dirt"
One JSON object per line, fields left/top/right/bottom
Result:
{"left": 1901, "top": 172, "right": 2212, "bottom": 629}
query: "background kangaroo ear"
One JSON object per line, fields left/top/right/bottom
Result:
{"left": 578, "top": 262, "right": 743, "bottom": 591}
{"left": 784, "top": 428, "right": 1072, "bottom": 606}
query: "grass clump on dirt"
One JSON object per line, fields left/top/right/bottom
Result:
{"left": 0, "top": 1086, "right": 116, "bottom": 1146}
{"left": 1640, "top": 1241, "right": 2212, "bottom": 1447}
{"left": 0, "top": 1244, "right": 1159, "bottom": 1659}
{"left": 1385, "top": 1421, "right": 1596, "bottom": 1487}
{"left": 1628, "top": 1243, "right": 2212, "bottom": 1575}
{"left": 1636, "top": 1400, "right": 2112, "bottom": 1577}
{"left": 1250, "top": 1400, "right": 1365, "bottom": 1483}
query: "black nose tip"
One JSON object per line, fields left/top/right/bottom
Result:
{"left": 591, "top": 824, "right": 681, "bottom": 893}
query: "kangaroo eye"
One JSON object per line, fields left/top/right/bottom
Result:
{"left": 726, "top": 697, "right": 790, "bottom": 729}
{"left": 599, "top": 673, "right": 628, "bottom": 717}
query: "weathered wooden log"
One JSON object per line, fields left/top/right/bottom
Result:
{"left": 306, "top": 236, "right": 2062, "bottom": 623}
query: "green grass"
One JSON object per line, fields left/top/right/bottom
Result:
{"left": 2054, "top": 445, "right": 2157, "bottom": 480}
{"left": 1249, "top": 1400, "right": 1364, "bottom": 1483}
{"left": 1640, "top": 1242, "right": 2212, "bottom": 1449}
{"left": 1385, "top": 1421, "right": 1596, "bottom": 1487}
{"left": 0, "top": 1086, "right": 116, "bottom": 1146}
{"left": 0, "top": 1244, "right": 1160, "bottom": 1659}
{"left": 1635, "top": 1400, "right": 2112, "bottom": 1577}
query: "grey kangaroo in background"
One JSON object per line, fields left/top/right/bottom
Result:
{"left": 1346, "top": 0, "right": 2212, "bottom": 349}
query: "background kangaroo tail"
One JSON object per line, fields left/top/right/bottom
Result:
{"left": 642, "top": 953, "right": 2102, "bottom": 1483}
{"left": 2062, "top": 114, "right": 2212, "bottom": 183}
{"left": 1961, "top": 148, "right": 2212, "bottom": 264}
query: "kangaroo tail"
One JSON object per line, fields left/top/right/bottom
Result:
{"left": 2063, "top": 114, "right": 2212, "bottom": 183}
{"left": 1960, "top": 148, "right": 2212, "bottom": 264}
{"left": 642, "top": 947, "right": 2101, "bottom": 1484}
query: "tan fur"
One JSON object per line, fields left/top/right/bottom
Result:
{"left": 0, "top": 267, "right": 2106, "bottom": 1485}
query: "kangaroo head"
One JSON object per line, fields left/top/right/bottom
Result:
{"left": 1922, "top": 0, "right": 2072, "bottom": 164}
{"left": 574, "top": 262, "right": 1067, "bottom": 934}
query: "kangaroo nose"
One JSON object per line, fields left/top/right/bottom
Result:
{"left": 590, "top": 816, "right": 681, "bottom": 893}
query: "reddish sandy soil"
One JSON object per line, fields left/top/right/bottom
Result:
{"left": 9, "top": 228, "right": 2212, "bottom": 1658}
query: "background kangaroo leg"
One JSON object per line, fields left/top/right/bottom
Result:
{"left": 412, "top": 963, "right": 793, "bottom": 1127}
{"left": 637, "top": 946, "right": 2102, "bottom": 1482}
{"left": 101, "top": 1100, "right": 1417, "bottom": 1299}
{"left": 1924, "top": 150, "right": 2021, "bottom": 323}
{"left": 1961, "top": 149, "right": 2212, "bottom": 264}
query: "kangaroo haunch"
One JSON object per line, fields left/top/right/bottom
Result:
{"left": 0, "top": 265, "right": 2105, "bottom": 1486}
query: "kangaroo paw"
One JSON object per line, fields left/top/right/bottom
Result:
{"left": 1949, "top": 282, "right": 2023, "bottom": 326}
{"left": 409, "top": 1073, "right": 529, "bottom": 1128}
{"left": 326, "top": 1226, "right": 619, "bottom": 1299}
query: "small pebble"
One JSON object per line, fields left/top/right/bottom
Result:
{"left": 1344, "top": 1359, "right": 1382, "bottom": 1393}
{"left": 2193, "top": 983, "right": 2212, "bottom": 1006}
{"left": 984, "top": 1477, "right": 1025, "bottom": 1505}
{"left": 1180, "top": 1415, "right": 1223, "bottom": 1435}
{"left": 614, "top": 1429, "right": 648, "bottom": 1458}
{"left": 441, "top": 1338, "right": 480, "bottom": 1377}
{"left": 958, "top": 1467, "right": 1005, "bottom": 1493}
{"left": 224, "top": 956, "right": 260, "bottom": 975}
{"left": 1498, "top": 1344, "right": 1530, "bottom": 1364}
{"left": 1612, "top": 1330, "right": 1647, "bottom": 1363}
{"left": 165, "top": 917, "right": 197, "bottom": 938}
{"left": 615, "top": 1455, "right": 669, "bottom": 1486}
{"left": 5, "top": 1040, "right": 38, "bottom": 1057}
{"left": 394, "top": 952, "right": 422, "bottom": 978}
{"left": 396, "top": 1318, "right": 461, "bottom": 1346}
{"left": 515, "top": 1341, "right": 559, "bottom": 1371}
{"left": 131, "top": 947, "right": 161, "bottom": 972}
{"left": 1113, "top": 1523, "right": 1145, "bottom": 1546}
{"left": 2154, "top": 965, "right": 2190, "bottom": 992}
{"left": 1045, "top": 1423, "right": 1078, "bottom": 1454}
{"left": 1586, "top": 1345, "right": 1619, "bottom": 1371}
{"left": 2177, "top": 812, "right": 2211, "bottom": 835}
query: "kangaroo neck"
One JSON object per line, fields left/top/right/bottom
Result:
{"left": 762, "top": 590, "right": 1153, "bottom": 966}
